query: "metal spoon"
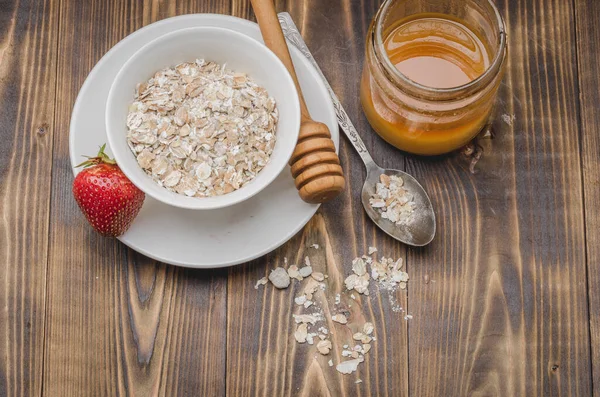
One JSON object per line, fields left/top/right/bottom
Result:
{"left": 279, "top": 13, "right": 436, "bottom": 246}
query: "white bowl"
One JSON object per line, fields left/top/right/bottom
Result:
{"left": 106, "top": 26, "right": 300, "bottom": 210}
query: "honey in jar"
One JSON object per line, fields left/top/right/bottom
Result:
{"left": 361, "top": 1, "right": 507, "bottom": 155}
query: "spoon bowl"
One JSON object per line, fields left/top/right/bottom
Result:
{"left": 361, "top": 165, "right": 436, "bottom": 247}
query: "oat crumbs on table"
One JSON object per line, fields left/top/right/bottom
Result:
{"left": 126, "top": 59, "right": 278, "bottom": 198}
{"left": 255, "top": 248, "right": 413, "bottom": 378}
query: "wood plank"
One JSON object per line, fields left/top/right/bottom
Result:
{"left": 226, "top": 1, "right": 411, "bottom": 395}
{"left": 0, "top": 0, "right": 59, "bottom": 395}
{"left": 407, "top": 0, "right": 591, "bottom": 395}
{"left": 574, "top": 0, "right": 600, "bottom": 394}
{"left": 43, "top": 1, "right": 230, "bottom": 395}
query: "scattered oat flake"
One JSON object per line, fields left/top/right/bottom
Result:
{"left": 404, "top": 314, "right": 413, "bottom": 320}
{"left": 332, "top": 314, "right": 348, "bottom": 324}
{"left": 317, "top": 340, "right": 332, "bottom": 355}
{"left": 363, "top": 322, "right": 374, "bottom": 335}
{"left": 368, "top": 247, "right": 378, "bottom": 255}
{"left": 310, "top": 244, "right": 320, "bottom": 249}
{"left": 353, "top": 274, "right": 370, "bottom": 295}
{"left": 295, "top": 295, "right": 307, "bottom": 306}
{"left": 303, "top": 278, "right": 320, "bottom": 299}
{"left": 268, "top": 267, "right": 290, "bottom": 289}
{"left": 287, "top": 265, "right": 301, "bottom": 280}
{"left": 299, "top": 265, "right": 313, "bottom": 278}
{"left": 352, "top": 258, "right": 367, "bottom": 276}
{"left": 304, "top": 256, "right": 311, "bottom": 267}
{"left": 363, "top": 343, "right": 372, "bottom": 354}
{"left": 345, "top": 274, "right": 358, "bottom": 290}
{"left": 295, "top": 323, "right": 308, "bottom": 343}
{"left": 335, "top": 294, "right": 341, "bottom": 305}
{"left": 293, "top": 313, "right": 321, "bottom": 325}
{"left": 336, "top": 357, "right": 364, "bottom": 375}
{"left": 356, "top": 379, "right": 363, "bottom": 384}
{"left": 254, "top": 277, "right": 268, "bottom": 289}
{"left": 328, "top": 359, "right": 334, "bottom": 367}
{"left": 502, "top": 113, "right": 516, "bottom": 126}
{"left": 311, "top": 272, "right": 325, "bottom": 281}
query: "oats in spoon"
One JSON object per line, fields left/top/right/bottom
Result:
{"left": 368, "top": 174, "right": 416, "bottom": 226}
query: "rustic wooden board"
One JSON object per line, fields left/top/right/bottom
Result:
{"left": 406, "top": 0, "right": 591, "bottom": 396}
{"left": 574, "top": 0, "right": 600, "bottom": 395}
{"left": 0, "top": 0, "right": 596, "bottom": 395}
{"left": 0, "top": 0, "right": 59, "bottom": 396}
{"left": 42, "top": 1, "right": 229, "bottom": 395}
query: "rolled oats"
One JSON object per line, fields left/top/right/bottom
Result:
{"left": 299, "top": 266, "right": 313, "bottom": 278}
{"left": 268, "top": 267, "right": 290, "bottom": 289}
{"left": 287, "top": 265, "right": 302, "bottom": 281}
{"left": 126, "top": 59, "right": 278, "bottom": 198}
{"left": 254, "top": 277, "right": 268, "bottom": 289}
{"left": 331, "top": 314, "right": 348, "bottom": 324}
{"left": 295, "top": 323, "right": 308, "bottom": 343}
{"left": 369, "top": 174, "right": 416, "bottom": 226}
{"left": 311, "top": 272, "right": 325, "bottom": 281}
{"left": 336, "top": 357, "right": 364, "bottom": 375}
{"left": 317, "top": 340, "right": 332, "bottom": 355}
{"left": 252, "top": 247, "right": 414, "bottom": 379}
{"left": 295, "top": 295, "right": 307, "bottom": 306}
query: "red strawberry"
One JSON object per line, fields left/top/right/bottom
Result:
{"left": 73, "top": 144, "right": 145, "bottom": 237}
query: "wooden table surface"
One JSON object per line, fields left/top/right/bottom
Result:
{"left": 1, "top": 0, "right": 599, "bottom": 395}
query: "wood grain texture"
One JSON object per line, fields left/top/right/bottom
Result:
{"left": 0, "top": 0, "right": 59, "bottom": 396}
{"left": 42, "top": 1, "right": 229, "bottom": 395}
{"left": 407, "top": 0, "right": 591, "bottom": 396}
{"left": 226, "top": 1, "right": 410, "bottom": 395}
{"left": 0, "top": 0, "right": 596, "bottom": 395}
{"left": 574, "top": 0, "right": 600, "bottom": 394}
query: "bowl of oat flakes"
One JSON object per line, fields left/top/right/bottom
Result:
{"left": 106, "top": 26, "right": 300, "bottom": 210}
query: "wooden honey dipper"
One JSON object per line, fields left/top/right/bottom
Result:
{"left": 250, "top": 0, "right": 345, "bottom": 204}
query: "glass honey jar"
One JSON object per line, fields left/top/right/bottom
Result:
{"left": 360, "top": 0, "right": 507, "bottom": 155}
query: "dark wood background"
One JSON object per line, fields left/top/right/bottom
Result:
{"left": 0, "top": 0, "right": 598, "bottom": 395}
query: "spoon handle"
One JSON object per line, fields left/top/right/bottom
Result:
{"left": 278, "top": 13, "right": 377, "bottom": 172}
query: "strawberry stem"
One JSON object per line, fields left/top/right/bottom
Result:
{"left": 76, "top": 144, "right": 117, "bottom": 168}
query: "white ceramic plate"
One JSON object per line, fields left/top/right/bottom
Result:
{"left": 69, "top": 14, "right": 339, "bottom": 268}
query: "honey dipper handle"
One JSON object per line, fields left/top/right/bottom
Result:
{"left": 251, "top": 0, "right": 345, "bottom": 204}
{"left": 250, "top": 0, "right": 311, "bottom": 121}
